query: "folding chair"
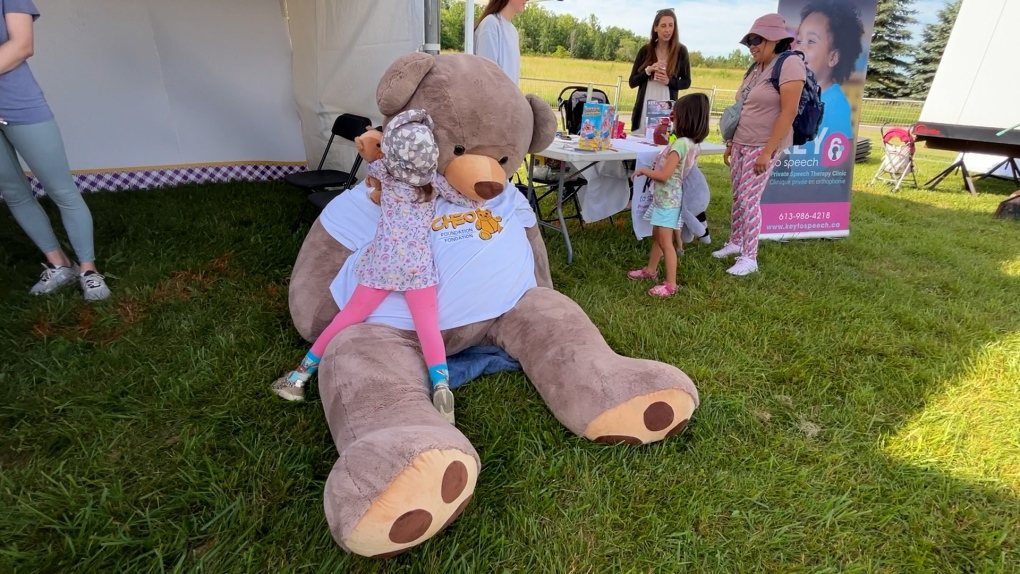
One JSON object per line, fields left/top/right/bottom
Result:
{"left": 869, "top": 125, "right": 918, "bottom": 192}
{"left": 291, "top": 113, "right": 374, "bottom": 228}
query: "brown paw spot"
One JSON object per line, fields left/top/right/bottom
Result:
{"left": 441, "top": 461, "right": 469, "bottom": 503}
{"left": 388, "top": 509, "right": 433, "bottom": 544}
{"left": 665, "top": 418, "right": 689, "bottom": 437}
{"left": 643, "top": 401, "right": 675, "bottom": 432}
{"left": 594, "top": 435, "right": 642, "bottom": 445}
{"left": 440, "top": 494, "right": 473, "bottom": 531}
{"left": 371, "top": 548, "right": 411, "bottom": 559}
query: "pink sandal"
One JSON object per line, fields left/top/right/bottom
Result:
{"left": 627, "top": 268, "right": 658, "bottom": 281}
{"left": 648, "top": 282, "right": 678, "bottom": 298}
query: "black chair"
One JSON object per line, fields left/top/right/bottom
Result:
{"left": 291, "top": 113, "right": 374, "bottom": 229}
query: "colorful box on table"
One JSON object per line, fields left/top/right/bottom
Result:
{"left": 577, "top": 102, "right": 616, "bottom": 151}
{"left": 644, "top": 99, "right": 674, "bottom": 141}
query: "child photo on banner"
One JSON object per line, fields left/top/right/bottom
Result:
{"left": 760, "top": 0, "right": 879, "bottom": 240}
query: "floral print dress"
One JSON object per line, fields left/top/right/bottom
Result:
{"left": 354, "top": 159, "right": 438, "bottom": 291}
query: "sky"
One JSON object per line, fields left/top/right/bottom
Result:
{"left": 532, "top": 0, "right": 949, "bottom": 57}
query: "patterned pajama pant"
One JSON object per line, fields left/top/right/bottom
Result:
{"left": 728, "top": 143, "right": 776, "bottom": 260}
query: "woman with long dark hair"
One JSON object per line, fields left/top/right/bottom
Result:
{"left": 474, "top": 0, "right": 527, "bottom": 85}
{"left": 628, "top": 9, "right": 692, "bottom": 134}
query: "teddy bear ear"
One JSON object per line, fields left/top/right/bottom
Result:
{"left": 377, "top": 53, "right": 437, "bottom": 117}
{"left": 526, "top": 94, "right": 558, "bottom": 154}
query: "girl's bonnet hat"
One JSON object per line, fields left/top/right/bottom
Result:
{"left": 382, "top": 109, "right": 439, "bottom": 187}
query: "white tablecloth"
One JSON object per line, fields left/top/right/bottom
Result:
{"left": 532, "top": 136, "right": 724, "bottom": 239}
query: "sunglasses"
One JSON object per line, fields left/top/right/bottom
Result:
{"left": 746, "top": 35, "right": 765, "bottom": 47}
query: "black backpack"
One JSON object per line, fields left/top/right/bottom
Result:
{"left": 768, "top": 51, "right": 825, "bottom": 146}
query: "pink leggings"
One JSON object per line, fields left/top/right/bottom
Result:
{"left": 728, "top": 143, "right": 776, "bottom": 259}
{"left": 310, "top": 284, "right": 446, "bottom": 368}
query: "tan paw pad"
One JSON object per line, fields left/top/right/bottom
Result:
{"left": 344, "top": 449, "right": 478, "bottom": 557}
{"left": 584, "top": 389, "right": 695, "bottom": 445}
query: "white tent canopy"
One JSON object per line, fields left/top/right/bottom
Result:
{"left": 26, "top": 0, "right": 425, "bottom": 190}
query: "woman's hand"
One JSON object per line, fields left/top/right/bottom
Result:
{"left": 753, "top": 148, "right": 773, "bottom": 175}
{"left": 723, "top": 145, "right": 732, "bottom": 167}
{"left": 653, "top": 70, "right": 668, "bottom": 84}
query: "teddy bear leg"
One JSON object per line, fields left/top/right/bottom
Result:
{"left": 319, "top": 323, "right": 480, "bottom": 558}
{"left": 288, "top": 217, "right": 350, "bottom": 343}
{"left": 488, "top": 287, "right": 699, "bottom": 445}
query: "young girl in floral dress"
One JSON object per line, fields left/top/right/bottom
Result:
{"left": 272, "top": 109, "right": 456, "bottom": 424}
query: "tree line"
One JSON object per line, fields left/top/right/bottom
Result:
{"left": 441, "top": 0, "right": 960, "bottom": 100}
{"left": 439, "top": 0, "right": 753, "bottom": 70}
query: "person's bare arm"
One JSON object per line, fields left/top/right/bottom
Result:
{"left": 634, "top": 151, "right": 681, "bottom": 183}
{"left": 0, "top": 13, "right": 35, "bottom": 75}
{"left": 762, "top": 81, "right": 804, "bottom": 159}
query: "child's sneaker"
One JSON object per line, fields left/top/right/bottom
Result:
{"left": 80, "top": 271, "right": 111, "bottom": 301}
{"left": 699, "top": 233, "right": 712, "bottom": 245}
{"left": 627, "top": 268, "right": 658, "bottom": 281}
{"left": 29, "top": 263, "right": 80, "bottom": 295}
{"left": 711, "top": 242, "right": 741, "bottom": 259}
{"left": 272, "top": 371, "right": 311, "bottom": 401}
{"left": 432, "top": 381, "right": 455, "bottom": 425}
{"left": 726, "top": 256, "right": 758, "bottom": 276}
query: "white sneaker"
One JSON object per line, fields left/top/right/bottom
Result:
{"left": 726, "top": 256, "right": 758, "bottom": 276}
{"left": 712, "top": 242, "right": 741, "bottom": 259}
{"left": 699, "top": 233, "right": 712, "bottom": 245}
{"left": 432, "top": 381, "right": 455, "bottom": 425}
{"left": 79, "top": 271, "right": 111, "bottom": 301}
{"left": 272, "top": 371, "right": 310, "bottom": 401}
{"left": 29, "top": 263, "right": 80, "bottom": 295}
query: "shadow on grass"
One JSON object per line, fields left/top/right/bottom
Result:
{"left": 0, "top": 175, "right": 1017, "bottom": 571}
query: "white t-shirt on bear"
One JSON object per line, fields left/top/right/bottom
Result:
{"left": 320, "top": 180, "right": 538, "bottom": 331}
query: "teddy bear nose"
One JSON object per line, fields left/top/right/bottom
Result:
{"left": 473, "top": 181, "right": 504, "bottom": 199}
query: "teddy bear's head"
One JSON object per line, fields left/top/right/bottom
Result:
{"left": 376, "top": 53, "right": 556, "bottom": 202}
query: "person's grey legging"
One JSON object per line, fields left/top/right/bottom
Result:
{"left": 0, "top": 119, "right": 95, "bottom": 263}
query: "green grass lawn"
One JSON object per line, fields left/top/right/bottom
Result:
{"left": 1, "top": 149, "right": 1018, "bottom": 571}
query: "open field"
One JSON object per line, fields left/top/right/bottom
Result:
{"left": 521, "top": 55, "right": 925, "bottom": 130}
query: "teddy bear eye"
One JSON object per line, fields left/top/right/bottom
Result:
{"left": 498, "top": 156, "right": 509, "bottom": 165}
{"left": 454, "top": 145, "right": 466, "bottom": 156}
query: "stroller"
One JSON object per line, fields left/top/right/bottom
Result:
{"left": 869, "top": 124, "right": 918, "bottom": 192}
{"left": 515, "top": 85, "right": 613, "bottom": 228}
{"left": 557, "top": 85, "right": 610, "bottom": 135}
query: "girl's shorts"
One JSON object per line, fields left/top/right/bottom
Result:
{"left": 650, "top": 206, "right": 682, "bottom": 229}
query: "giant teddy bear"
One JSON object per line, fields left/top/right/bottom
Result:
{"left": 287, "top": 53, "right": 700, "bottom": 558}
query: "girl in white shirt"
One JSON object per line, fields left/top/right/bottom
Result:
{"left": 473, "top": 0, "right": 527, "bottom": 85}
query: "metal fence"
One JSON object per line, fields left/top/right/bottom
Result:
{"left": 520, "top": 74, "right": 925, "bottom": 131}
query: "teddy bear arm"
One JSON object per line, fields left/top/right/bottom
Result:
{"left": 488, "top": 287, "right": 698, "bottom": 444}
{"left": 289, "top": 218, "right": 350, "bottom": 342}
{"left": 526, "top": 224, "right": 553, "bottom": 289}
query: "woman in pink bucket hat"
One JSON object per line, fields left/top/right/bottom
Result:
{"left": 713, "top": 13, "right": 805, "bottom": 276}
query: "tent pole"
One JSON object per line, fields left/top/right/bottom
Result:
{"left": 464, "top": 0, "right": 474, "bottom": 54}
{"left": 423, "top": 0, "right": 440, "bottom": 55}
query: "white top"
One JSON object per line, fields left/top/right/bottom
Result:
{"left": 474, "top": 13, "right": 520, "bottom": 85}
{"left": 321, "top": 180, "right": 538, "bottom": 331}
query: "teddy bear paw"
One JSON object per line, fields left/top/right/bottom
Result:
{"left": 335, "top": 448, "right": 477, "bottom": 558}
{"left": 582, "top": 389, "right": 695, "bottom": 445}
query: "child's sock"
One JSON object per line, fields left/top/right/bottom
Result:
{"left": 428, "top": 363, "right": 450, "bottom": 388}
{"left": 288, "top": 351, "right": 321, "bottom": 385}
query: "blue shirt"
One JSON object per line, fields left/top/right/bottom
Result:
{"left": 820, "top": 83, "right": 852, "bottom": 138}
{"left": 0, "top": 0, "right": 52, "bottom": 125}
